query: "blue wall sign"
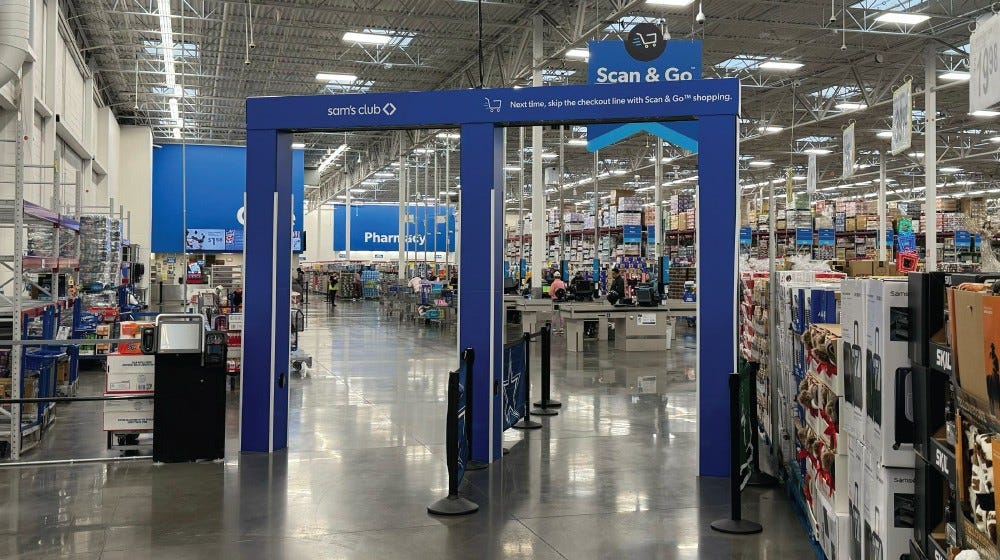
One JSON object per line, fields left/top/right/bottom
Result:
{"left": 587, "top": 40, "right": 702, "bottom": 153}
{"left": 955, "top": 230, "right": 971, "bottom": 248}
{"left": 331, "top": 203, "right": 455, "bottom": 252}
{"left": 152, "top": 144, "right": 304, "bottom": 253}
{"left": 817, "top": 228, "right": 835, "bottom": 246}
{"left": 623, "top": 224, "right": 642, "bottom": 243}
{"left": 739, "top": 227, "right": 753, "bottom": 245}
{"left": 796, "top": 227, "right": 814, "bottom": 246}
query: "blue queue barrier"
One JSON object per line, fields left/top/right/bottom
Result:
{"left": 428, "top": 349, "right": 478, "bottom": 516}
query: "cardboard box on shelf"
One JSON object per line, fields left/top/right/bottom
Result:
{"left": 118, "top": 321, "right": 153, "bottom": 354}
{"left": 980, "top": 294, "right": 1000, "bottom": 418}
{"left": 842, "top": 280, "right": 867, "bottom": 440}
{"left": 865, "top": 278, "right": 914, "bottom": 469}
{"left": 847, "top": 437, "right": 866, "bottom": 560}
{"left": 847, "top": 260, "right": 874, "bottom": 278}
{"left": 103, "top": 398, "right": 153, "bottom": 431}
{"left": 863, "top": 449, "right": 915, "bottom": 560}
{"left": 950, "top": 287, "right": 990, "bottom": 411}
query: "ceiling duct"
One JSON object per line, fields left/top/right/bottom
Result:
{"left": 0, "top": 0, "right": 30, "bottom": 89}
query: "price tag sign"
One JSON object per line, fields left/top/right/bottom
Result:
{"left": 971, "top": 12, "right": 1000, "bottom": 113}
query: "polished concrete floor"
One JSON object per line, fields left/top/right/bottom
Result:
{"left": 0, "top": 299, "right": 817, "bottom": 559}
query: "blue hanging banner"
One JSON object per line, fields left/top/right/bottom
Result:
{"left": 955, "top": 230, "right": 971, "bottom": 248}
{"left": 739, "top": 227, "right": 753, "bottom": 245}
{"left": 587, "top": 39, "right": 702, "bottom": 153}
{"left": 502, "top": 341, "right": 527, "bottom": 431}
{"left": 817, "top": 228, "right": 835, "bottom": 246}
{"left": 796, "top": 227, "right": 814, "bottom": 246}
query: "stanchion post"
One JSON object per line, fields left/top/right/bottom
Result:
{"left": 427, "top": 367, "right": 478, "bottom": 516}
{"left": 710, "top": 371, "right": 763, "bottom": 534}
{"left": 514, "top": 332, "right": 542, "bottom": 430}
{"left": 532, "top": 322, "right": 558, "bottom": 415}
{"left": 463, "top": 348, "right": 487, "bottom": 470}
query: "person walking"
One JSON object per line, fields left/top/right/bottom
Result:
{"left": 327, "top": 274, "right": 338, "bottom": 306}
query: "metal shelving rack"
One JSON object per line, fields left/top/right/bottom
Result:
{"left": 0, "top": 117, "right": 82, "bottom": 459}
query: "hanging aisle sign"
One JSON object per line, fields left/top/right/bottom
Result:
{"left": 739, "top": 227, "right": 753, "bottom": 245}
{"left": 842, "top": 123, "right": 856, "bottom": 178}
{"left": 796, "top": 227, "right": 813, "bottom": 246}
{"left": 956, "top": 230, "right": 972, "bottom": 248}
{"left": 891, "top": 79, "right": 912, "bottom": 155}
{"left": 817, "top": 229, "right": 835, "bottom": 246}
{"left": 807, "top": 154, "right": 817, "bottom": 194}
{"left": 970, "top": 12, "right": 1000, "bottom": 113}
{"left": 587, "top": 33, "right": 703, "bottom": 153}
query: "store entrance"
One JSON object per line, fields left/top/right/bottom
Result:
{"left": 243, "top": 80, "right": 739, "bottom": 476}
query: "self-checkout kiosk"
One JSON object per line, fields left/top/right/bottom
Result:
{"left": 140, "top": 314, "right": 228, "bottom": 462}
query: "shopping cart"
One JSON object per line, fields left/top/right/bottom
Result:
{"left": 290, "top": 308, "right": 312, "bottom": 375}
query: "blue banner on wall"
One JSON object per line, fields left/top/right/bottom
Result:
{"left": 587, "top": 39, "right": 702, "bottom": 153}
{"left": 153, "top": 144, "right": 304, "bottom": 253}
{"left": 502, "top": 341, "right": 527, "bottom": 431}
{"left": 332, "top": 203, "right": 455, "bottom": 252}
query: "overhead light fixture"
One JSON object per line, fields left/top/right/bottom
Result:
{"left": 748, "top": 160, "right": 773, "bottom": 167}
{"left": 567, "top": 138, "right": 588, "bottom": 146}
{"left": 874, "top": 12, "right": 930, "bottom": 25}
{"left": 316, "top": 72, "right": 358, "bottom": 83}
{"left": 939, "top": 167, "right": 962, "bottom": 173}
{"left": 990, "top": 136, "right": 1000, "bottom": 143}
{"left": 504, "top": 166, "right": 522, "bottom": 172}
{"left": 907, "top": 151, "right": 925, "bottom": 158}
{"left": 954, "top": 180, "right": 977, "bottom": 185}
{"left": 759, "top": 61, "right": 804, "bottom": 71}
{"left": 610, "top": 169, "right": 628, "bottom": 176}
{"left": 318, "top": 144, "right": 349, "bottom": 172}
{"left": 836, "top": 102, "right": 867, "bottom": 111}
{"left": 876, "top": 131, "right": 893, "bottom": 138}
{"left": 970, "top": 110, "right": 1000, "bottom": 117}
{"left": 172, "top": 128, "right": 181, "bottom": 139}
{"left": 940, "top": 71, "right": 971, "bottom": 81}
{"left": 541, "top": 153, "right": 558, "bottom": 160}
{"left": 646, "top": 0, "right": 696, "bottom": 5}
{"left": 292, "top": 143, "right": 306, "bottom": 149}
{"left": 349, "top": 188, "right": 367, "bottom": 194}
{"left": 804, "top": 148, "right": 833, "bottom": 155}
{"left": 440, "top": 191, "right": 458, "bottom": 196}
{"left": 343, "top": 31, "right": 392, "bottom": 45}
{"left": 374, "top": 172, "right": 395, "bottom": 178}
{"left": 436, "top": 132, "right": 461, "bottom": 139}
{"left": 566, "top": 49, "right": 590, "bottom": 60}
{"left": 759, "top": 126, "right": 783, "bottom": 134}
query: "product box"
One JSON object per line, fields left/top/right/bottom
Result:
{"left": 817, "top": 490, "right": 851, "bottom": 560}
{"left": 847, "top": 260, "right": 874, "bottom": 278}
{"left": 841, "top": 279, "right": 867, "bottom": 440}
{"left": 118, "top": 321, "right": 153, "bottom": 354}
{"left": 103, "top": 397, "right": 153, "bottom": 431}
{"left": 980, "top": 294, "right": 1000, "bottom": 417}
{"left": 846, "top": 217, "right": 857, "bottom": 232}
{"left": 847, "top": 437, "right": 866, "bottom": 560}
{"left": 105, "top": 354, "right": 155, "bottom": 393}
{"left": 863, "top": 450, "right": 916, "bottom": 560}
{"left": 950, "top": 287, "right": 990, "bottom": 412}
{"left": 865, "top": 279, "right": 914, "bottom": 469}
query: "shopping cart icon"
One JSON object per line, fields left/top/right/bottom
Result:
{"left": 484, "top": 97, "right": 502, "bottom": 113}
{"left": 631, "top": 33, "right": 659, "bottom": 49}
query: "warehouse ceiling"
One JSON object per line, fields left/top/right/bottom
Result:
{"left": 66, "top": 0, "right": 1000, "bottom": 211}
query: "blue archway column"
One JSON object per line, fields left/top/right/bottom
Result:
{"left": 696, "top": 115, "right": 739, "bottom": 477}
{"left": 458, "top": 123, "right": 504, "bottom": 463}
{"left": 242, "top": 129, "right": 293, "bottom": 452}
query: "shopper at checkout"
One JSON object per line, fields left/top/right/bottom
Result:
{"left": 549, "top": 272, "right": 567, "bottom": 301}
{"left": 607, "top": 267, "right": 626, "bottom": 305}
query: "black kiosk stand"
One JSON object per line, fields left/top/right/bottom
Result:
{"left": 141, "top": 314, "right": 228, "bottom": 463}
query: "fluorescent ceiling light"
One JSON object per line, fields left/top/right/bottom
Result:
{"left": 876, "top": 131, "right": 892, "bottom": 138}
{"left": 440, "top": 191, "right": 458, "bottom": 196}
{"left": 940, "top": 71, "right": 970, "bottom": 81}
{"left": 836, "top": 102, "right": 867, "bottom": 111}
{"left": 759, "top": 126, "right": 783, "bottom": 134}
{"left": 412, "top": 148, "right": 434, "bottom": 154}
{"left": 319, "top": 144, "right": 349, "bottom": 172}
{"left": 566, "top": 49, "right": 590, "bottom": 60}
{"left": 748, "top": 160, "right": 773, "bottom": 167}
{"left": 955, "top": 180, "right": 976, "bottom": 185}
{"left": 874, "top": 12, "right": 930, "bottom": 25}
{"left": 343, "top": 31, "right": 392, "bottom": 45}
{"left": 350, "top": 188, "right": 367, "bottom": 193}
{"left": 908, "top": 151, "right": 924, "bottom": 158}
{"left": 991, "top": 136, "right": 1000, "bottom": 143}
{"left": 567, "top": 138, "right": 588, "bottom": 146}
{"left": 610, "top": 169, "right": 628, "bottom": 176}
{"left": 436, "top": 133, "right": 461, "bottom": 139}
{"left": 759, "top": 61, "right": 804, "bottom": 71}
{"left": 292, "top": 143, "right": 306, "bottom": 149}
{"left": 970, "top": 110, "right": 1000, "bottom": 117}
{"left": 804, "top": 148, "right": 833, "bottom": 155}
{"left": 504, "top": 166, "right": 522, "bottom": 172}
{"left": 172, "top": 128, "right": 181, "bottom": 139}
{"left": 647, "top": 0, "right": 696, "bottom": 5}
{"left": 541, "top": 153, "right": 558, "bottom": 160}
{"left": 316, "top": 73, "right": 358, "bottom": 83}
{"left": 647, "top": 156, "right": 675, "bottom": 163}
{"left": 939, "top": 167, "right": 962, "bottom": 173}
{"left": 374, "top": 172, "right": 395, "bottom": 178}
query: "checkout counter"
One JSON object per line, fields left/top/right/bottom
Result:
{"left": 556, "top": 300, "right": 696, "bottom": 352}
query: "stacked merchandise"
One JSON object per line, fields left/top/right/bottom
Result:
{"left": 564, "top": 211, "right": 585, "bottom": 232}
{"left": 618, "top": 197, "right": 642, "bottom": 257}
{"left": 79, "top": 215, "right": 112, "bottom": 291}
{"left": 739, "top": 272, "right": 774, "bottom": 469}
{"left": 840, "top": 278, "right": 915, "bottom": 560}
{"left": 103, "top": 322, "right": 155, "bottom": 442}
{"left": 667, "top": 194, "right": 695, "bottom": 231}
{"left": 667, "top": 267, "right": 696, "bottom": 300}
{"left": 602, "top": 206, "right": 617, "bottom": 228}
{"left": 361, "top": 269, "right": 380, "bottom": 299}
{"left": 225, "top": 313, "right": 243, "bottom": 380}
